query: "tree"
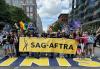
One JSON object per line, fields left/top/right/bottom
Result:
{"left": 52, "top": 21, "right": 62, "bottom": 32}
{"left": 0, "top": 0, "right": 30, "bottom": 27}
{"left": 7, "top": 5, "right": 30, "bottom": 25}
{"left": 0, "top": 0, "right": 8, "bottom": 22}
{"left": 0, "top": 22, "right": 4, "bottom": 32}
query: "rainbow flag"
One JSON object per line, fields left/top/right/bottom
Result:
{"left": 19, "top": 21, "right": 25, "bottom": 30}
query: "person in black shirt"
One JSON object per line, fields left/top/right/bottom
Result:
{"left": 96, "top": 33, "right": 100, "bottom": 47}
{"left": 2, "top": 38, "right": 7, "bottom": 56}
{"left": 2, "top": 33, "right": 11, "bottom": 57}
{"left": 7, "top": 32, "right": 15, "bottom": 57}
{"left": 13, "top": 32, "right": 20, "bottom": 57}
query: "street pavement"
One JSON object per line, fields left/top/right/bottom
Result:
{"left": 0, "top": 56, "right": 100, "bottom": 67}
{"left": 94, "top": 47, "right": 100, "bottom": 57}
{"left": 0, "top": 47, "right": 99, "bottom": 68}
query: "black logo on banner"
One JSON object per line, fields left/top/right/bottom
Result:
{"left": 23, "top": 38, "right": 28, "bottom": 51}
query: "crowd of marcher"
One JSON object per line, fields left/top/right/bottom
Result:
{"left": 0, "top": 28, "right": 100, "bottom": 59}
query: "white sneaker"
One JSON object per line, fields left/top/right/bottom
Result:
{"left": 89, "top": 56, "right": 92, "bottom": 58}
{"left": 92, "top": 54, "right": 94, "bottom": 57}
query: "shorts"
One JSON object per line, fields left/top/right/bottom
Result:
{"left": 3, "top": 44, "right": 11, "bottom": 50}
{"left": 3, "top": 44, "right": 7, "bottom": 49}
{"left": 10, "top": 44, "right": 16, "bottom": 53}
{"left": 8, "top": 45, "right": 11, "bottom": 50}
{"left": 88, "top": 43, "right": 93, "bottom": 49}
{"left": 83, "top": 43, "right": 88, "bottom": 49}
{"left": 84, "top": 46, "right": 88, "bottom": 49}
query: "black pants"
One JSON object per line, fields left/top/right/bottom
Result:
{"left": 15, "top": 43, "right": 20, "bottom": 57}
{"left": 96, "top": 37, "right": 100, "bottom": 46}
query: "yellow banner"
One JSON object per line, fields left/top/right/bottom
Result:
{"left": 19, "top": 37, "right": 78, "bottom": 54}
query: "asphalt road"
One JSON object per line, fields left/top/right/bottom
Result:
{"left": 0, "top": 47, "right": 99, "bottom": 69}
{"left": 94, "top": 47, "right": 100, "bottom": 57}
{"left": 0, "top": 66, "right": 100, "bottom": 69}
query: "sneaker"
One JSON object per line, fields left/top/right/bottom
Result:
{"left": 92, "top": 54, "right": 94, "bottom": 57}
{"left": 89, "top": 56, "right": 92, "bottom": 58}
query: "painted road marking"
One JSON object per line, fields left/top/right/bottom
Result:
{"left": 0, "top": 57, "right": 99, "bottom": 67}
{"left": 98, "top": 58, "right": 100, "bottom": 60}
{"left": 10, "top": 57, "right": 26, "bottom": 66}
{"left": 0, "top": 57, "right": 17, "bottom": 66}
{"left": 20, "top": 57, "right": 49, "bottom": 66}
{"left": 56, "top": 57, "right": 71, "bottom": 66}
{"left": 49, "top": 57, "right": 59, "bottom": 66}
{"left": 73, "top": 58, "right": 100, "bottom": 67}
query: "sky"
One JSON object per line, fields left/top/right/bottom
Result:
{"left": 36, "top": 0, "right": 72, "bottom": 32}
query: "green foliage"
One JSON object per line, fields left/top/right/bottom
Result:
{"left": 7, "top": 5, "right": 30, "bottom": 24}
{"left": 0, "top": 23, "right": 4, "bottom": 31}
{"left": 0, "top": 0, "right": 30, "bottom": 26}
{"left": 0, "top": 0, "right": 8, "bottom": 22}
{"left": 52, "top": 21, "right": 62, "bottom": 32}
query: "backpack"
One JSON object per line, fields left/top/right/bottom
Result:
{"left": 88, "top": 35, "right": 95, "bottom": 43}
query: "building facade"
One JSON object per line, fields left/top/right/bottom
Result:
{"left": 51, "top": 14, "right": 69, "bottom": 33}
{"left": 58, "top": 14, "right": 69, "bottom": 33}
{"left": 5, "top": 0, "right": 22, "bottom": 7}
{"left": 58, "top": 14, "right": 68, "bottom": 24}
{"left": 5, "top": 0, "right": 37, "bottom": 26}
{"left": 36, "top": 14, "right": 43, "bottom": 33}
{"left": 21, "top": 0, "right": 37, "bottom": 26}
{"left": 69, "top": 0, "right": 100, "bottom": 32}
{"left": 5, "top": 0, "right": 37, "bottom": 19}
{"left": 5, "top": 0, "right": 43, "bottom": 33}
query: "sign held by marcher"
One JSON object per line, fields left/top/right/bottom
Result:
{"left": 19, "top": 37, "right": 78, "bottom": 54}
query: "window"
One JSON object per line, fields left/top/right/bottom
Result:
{"left": 87, "top": 8, "right": 94, "bottom": 14}
{"left": 77, "top": 0, "right": 80, "bottom": 5}
{"left": 95, "top": 3, "right": 99, "bottom": 9}
{"left": 88, "top": 16, "right": 93, "bottom": 21}
{"left": 30, "top": 13, "right": 33, "bottom": 17}
{"left": 26, "top": 0, "right": 28, "bottom": 4}
{"left": 95, "top": 12, "right": 100, "bottom": 19}
{"left": 88, "top": 0, "right": 96, "bottom": 6}
{"left": 27, "top": 0, "right": 33, "bottom": 4}
{"left": 79, "top": 0, "right": 85, "bottom": 4}
{"left": 88, "top": 9, "right": 91, "bottom": 13}
{"left": 20, "top": 0, "right": 23, "bottom": 4}
{"left": 30, "top": 7, "right": 33, "bottom": 12}
{"left": 79, "top": 11, "right": 84, "bottom": 18}
{"left": 27, "top": 13, "right": 30, "bottom": 17}
{"left": 26, "top": 7, "right": 29, "bottom": 12}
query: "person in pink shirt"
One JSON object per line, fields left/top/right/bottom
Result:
{"left": 82, "top": 32, "right": 88, "bottom": 44}
{"left": 80, "top": 32, "right": 88, "bottom": 57}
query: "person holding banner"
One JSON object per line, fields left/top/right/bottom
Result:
{"left": 77, "top": 38, "right": 85, "bottom": 59}
{"left": 87, "top": 32, "right": 95, "bottom": 58}
{"left": 2, "top": 37, "right": 9, "bottom": 57}
{"left": 29, "top": 33, "right": 33, "bottom": 57}
{"left": 14, "top": 32, "right": 20, "bottom": 57}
